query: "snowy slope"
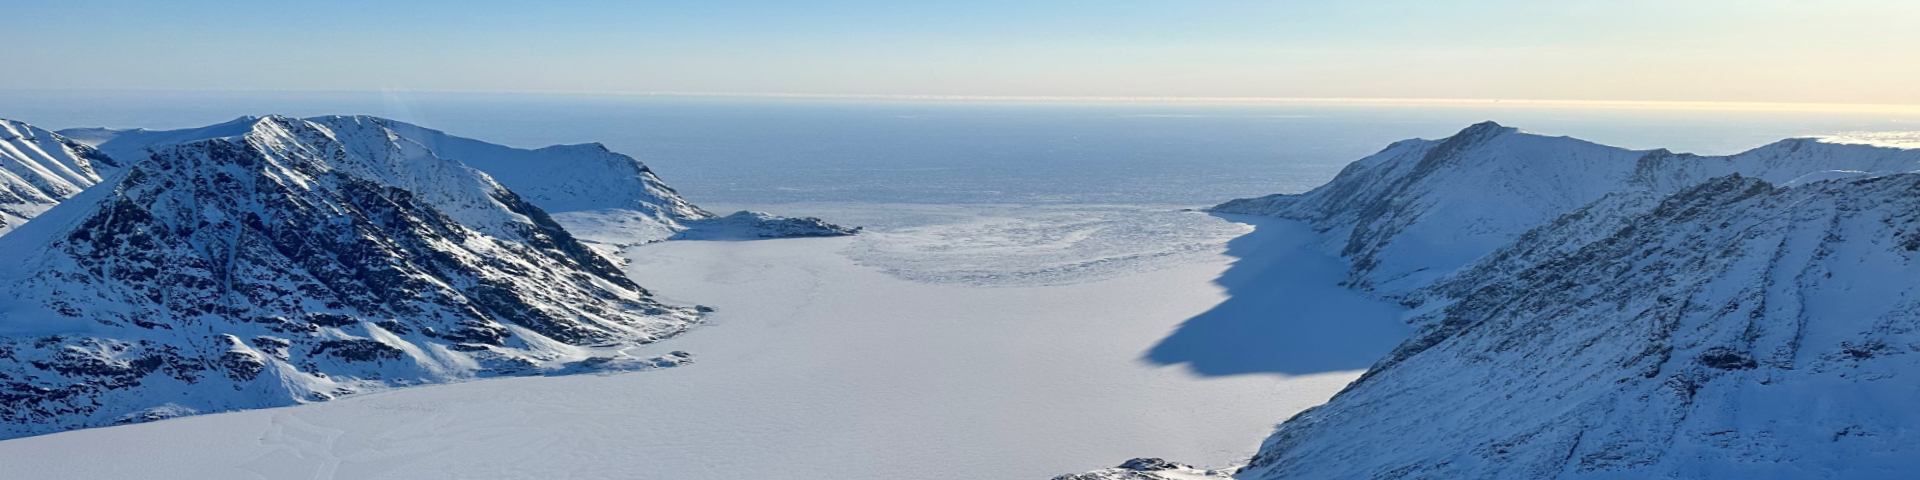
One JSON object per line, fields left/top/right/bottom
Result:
{"left": 1214, "top": 122, "right": 1920, "bottom": 297}
{"left": 65, "top": 115, "right": 263, "bottom": 165}
{"left": 70, "top": 115, "right": 855, "bottom": 244}
{"left": 1237, "top": 173, "right": 1920, "bottom": 479}
{"left": 0, "top": 115, "right": 699, "bottom": 439}
{"left": 0, "top": 119, "right": 121, "bottom": 236}
{"left": 1044, "top": 126, "right": 1920, "bottom": 480}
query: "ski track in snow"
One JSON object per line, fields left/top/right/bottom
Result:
{"left": 0, "top": 204, "right": 1402, "bottom": 480}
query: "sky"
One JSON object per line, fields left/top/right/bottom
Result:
{"left": 4, "top": 0, "right": 1919, "bottom": 105}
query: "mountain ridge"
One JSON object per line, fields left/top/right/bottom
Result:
{"left": 0, "top": 115, "right": 700, "bottom": 439}
{"left": 1059, "top": 123, "right": 1920, "bottom": 479}
{"left": 1212, "top": 121, "right": 1920, "bottom": 298}
{"left": 63, "top": 115, "right": 856, "bottom": 244}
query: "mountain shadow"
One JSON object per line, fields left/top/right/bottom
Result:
{"left": 1145, "top": 213, "right": 1410, "bottom": 376}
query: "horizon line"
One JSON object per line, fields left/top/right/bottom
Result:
{"left": 10, "top": 87, "right": 1920, "bottom": 114}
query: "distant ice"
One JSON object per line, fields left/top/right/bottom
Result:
{"left": 813, "top": 204, "right": 1252, "bottom": 287}
{"left": 1819, "top": 131, "right": 1920, "bottom": 149}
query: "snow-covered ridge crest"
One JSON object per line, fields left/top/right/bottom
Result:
{"left": 69, "top": 115, "right": 857, "bottom": 244}
{"left": 1212, "top": 121, "right": 1920, "bottom": 298}
{"left": 0, "top": 115, "right": 699, "bottom": 439}
{"left": 1236, "top": 172, "right": 1920, "bottom": 478}
{"left": 0, "top": 118, "right": 122, "bottom": 236}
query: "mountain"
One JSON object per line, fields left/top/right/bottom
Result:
{"left": 1213, "top": 122, "right": 1920, "bottom": 298}
{"left": 1050, "top": 125, "right": 1920, "bottom": 479}
{"left": 0, "top": 115, "right": 699, "bottom": 439}
{"left": 66, "top": 116, "right": 855, "bottom": 244}
{"left": 1237, "top": 173, "right": 1920, "bottom": 479}
{"left": 0, "top": 119, "right": 122, "bottom": 236}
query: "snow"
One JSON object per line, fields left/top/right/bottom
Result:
{"left": 0, "top": 205, "right": 1397, "bottom": 480}
{"left": 58, "top": 114, "right": 846, "bottom": 246}
{"left": 0, "top": 116, "right": 703, "bottom": 438}
{"left": 1214, "top": 122, "right": 1920, "bottom": 299}
{"left": 79, "top": 115, "right": 262, "bottom": 165}
{"left": 0, "top": 118, "right": 113, "bottom": 236}
{"left": 1818, "top": 131, "right": 1920, "bottom": 149}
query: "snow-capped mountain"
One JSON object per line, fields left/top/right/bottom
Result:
{"left": 1050, "top": 125, "right": 1920, "bottom": 479}
{"left": 0, "top": 119, "right": 122, "bottom": 236}
{"left": 1213, "top": 122, "right": 1920, "bottom": 298}
{"left": 0, "top": 115, "right": 699, "bottom": 439}
{"left": 1238, "top": 172, "right": 1920, "bottom": 479}
{"left": 67, "top": 116, "right": 855, "bottom": 244}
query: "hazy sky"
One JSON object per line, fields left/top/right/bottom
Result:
{"left": 5, "top": 0, "right": 1918, "bottom": 104}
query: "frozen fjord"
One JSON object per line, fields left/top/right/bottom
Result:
{"left": 0, "top": 204, "right": 1409, "bottom": 480}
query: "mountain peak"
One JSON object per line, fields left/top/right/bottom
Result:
{"left": 1452, "top": 120, "right": 1515, "bottom": 139}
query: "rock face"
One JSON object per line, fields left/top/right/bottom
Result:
{"left": 69, "top": 115, "right": 856, "bottom": 244}
{"left": 1213, "top": 121, "right": 1920, "bottom": 298}
{"left": 0, "top": 119, "right": 121, "bottom": 236}
{"left": 1241, "top": 173, "right": 1920, "bottom": 479}
{"left": 0, "top": 116, "right": 698, "bottom": 439}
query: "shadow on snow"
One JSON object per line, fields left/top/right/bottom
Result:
{"left": 1144, "top": 213, "right": 1410, "bottom": 376}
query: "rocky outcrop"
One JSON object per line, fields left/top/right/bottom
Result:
{"left": 1051, "top": 458, "right": 1233, "bottom": 480}
{"left": 672, "top": 210, "right": 861, "bottom": 240}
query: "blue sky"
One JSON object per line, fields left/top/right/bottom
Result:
{"left": 4, "top": 0, "right": 1918, "bottom": 104}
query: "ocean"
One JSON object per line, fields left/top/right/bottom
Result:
{"left": 6, "top": 90, "right": 1919, "bottom": 207}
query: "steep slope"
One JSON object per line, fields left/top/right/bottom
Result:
{"left": 1236, "top": 173, "right": 1920, "bottom": 479}
{"left": 0, "top": 116, "right": 698, "bottom": 439}
{"left": 70, "top": 115, "right": 855, "bottom": 244}
{"left": 1214, "top": 122, "right": 1920, "bottom": 297}
{"left": 0, "top": 119, "right": 121, "bottom": 236}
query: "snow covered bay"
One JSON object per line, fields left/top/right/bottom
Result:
{"left": 0, "top": 205, "right": 1405, "bottom": 479}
